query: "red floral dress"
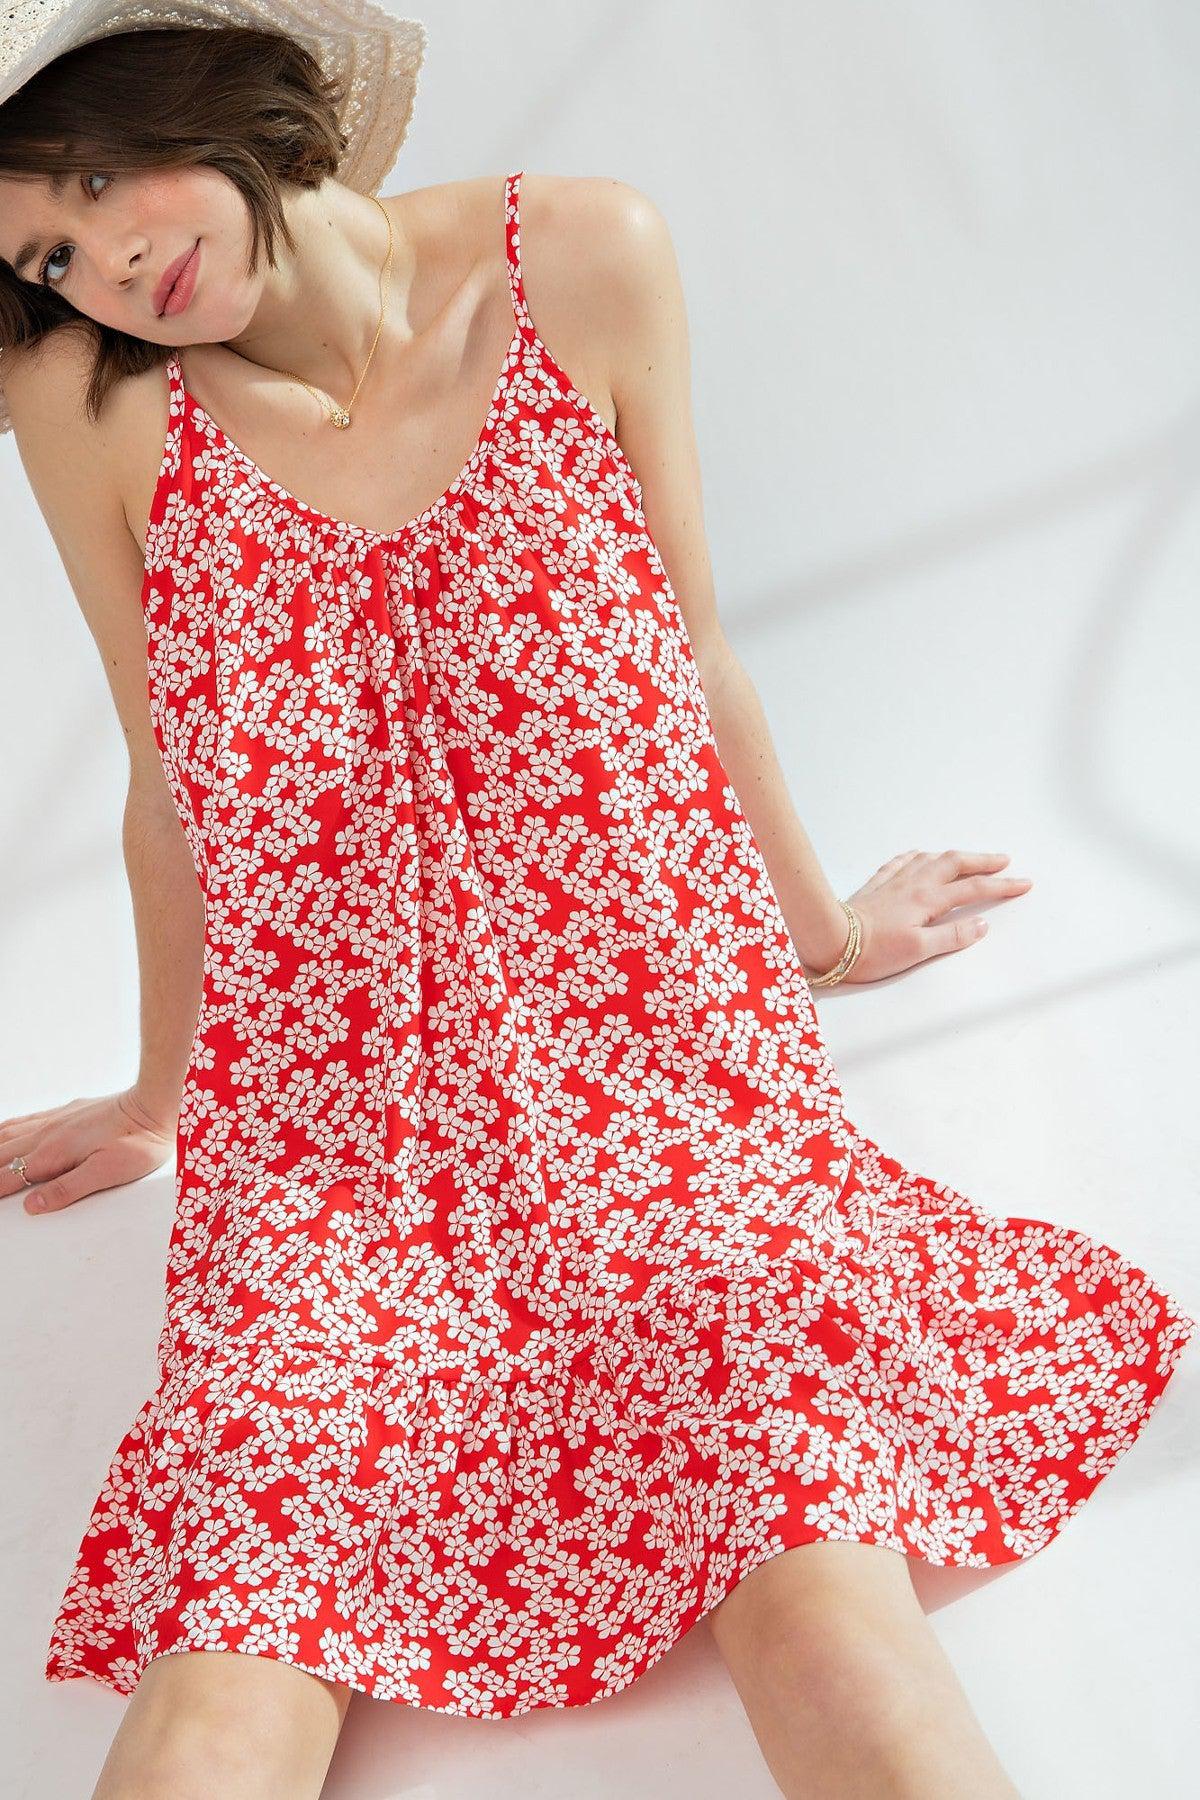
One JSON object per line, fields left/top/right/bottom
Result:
{"left": 44, "top": 170, "right": 1196, "bottom": 1718}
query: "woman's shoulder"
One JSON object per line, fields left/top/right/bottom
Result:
{"left": 377, "top": 168, "right": 655, "bottom": 275}
{"left": 1, "top": 321, "right": 104, "bottom": 432}
{"left": 379, "top": 170, "right": 662, "bottom": 372}
{"left": 1, "top": 324, "right": 165, "bottom": 561}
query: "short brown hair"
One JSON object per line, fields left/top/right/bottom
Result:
{"left": 0, "top": 25, "right": 349, "bottom": 425}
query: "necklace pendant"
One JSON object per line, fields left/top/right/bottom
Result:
{"left": 329, "top": 406, "right": 351, "bottom": 429}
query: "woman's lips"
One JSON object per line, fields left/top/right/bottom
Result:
{"left": 159, "top": 240, "right": 200, "bottom": 318}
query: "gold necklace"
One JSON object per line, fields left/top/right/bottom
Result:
{"left": 275, "top": 193, "right": 394, "bottom": 429}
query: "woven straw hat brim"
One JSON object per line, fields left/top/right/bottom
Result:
{"left": 0, "top": 0, "right": 427, "bottom": 435}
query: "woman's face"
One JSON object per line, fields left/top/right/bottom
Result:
{"left": 0, "top": 163, "right": 267, "bottom": 343}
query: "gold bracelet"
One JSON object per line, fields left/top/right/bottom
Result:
{"left": 805, "top": 900, "right": 864, "bottom": 987}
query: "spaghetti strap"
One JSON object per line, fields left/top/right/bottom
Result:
{"left": 163, "top": 346, "right": 184, "bottom": 406}
{"left": 153, "top": 348, "right": 186, "bottom": 483}
{"left": 504, "top": 169, "right": 535, "bottom": 338}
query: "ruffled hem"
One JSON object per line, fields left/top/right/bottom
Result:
{"left": 43, "top": 1159, "right": 1197, "bottom": 1718}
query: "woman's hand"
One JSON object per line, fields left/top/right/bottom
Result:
{"left": 0, "top": 1087, "right": 177, "bottom": 1216}
{"left": 841, "top": 849, "right": 1033, "bottom": 984}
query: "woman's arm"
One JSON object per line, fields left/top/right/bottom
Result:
{"left": 1, "top": 331, "right": 203, "bottom": 1210}
{"left": 120, "top": 784, "right": 205, "bottom": 1132}
{"left": 684, "top": 648, "right": 853, "bottom": 971}
{"left": 554, "top": 177, "right": 1031, "bottom": 983}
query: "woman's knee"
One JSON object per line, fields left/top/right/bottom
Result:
{"left": 710, "top": 1539, "right": 916, "bottom": 1644}
{"left": 708, "top": 1540, "right": 924, "bottom": 1713}
{"left": 109, "top": 1720, "right": 278, "bottom": 1800}
{"left": 93, "top": 1650, "right": 352, "bottom": 1800}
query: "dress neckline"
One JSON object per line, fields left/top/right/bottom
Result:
{"left": 165, "top": 323, "right": 525, "bottom": 548}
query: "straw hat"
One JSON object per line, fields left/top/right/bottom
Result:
{"left": 0, "top": 0, "right": 428, "bottom": 434}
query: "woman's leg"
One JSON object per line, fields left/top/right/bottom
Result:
{"left": 89, "top": 1649, "right": 354, "bottom": 1800}
{"left": 706, "top": 1539, "right": 1020, "bottom": 1800}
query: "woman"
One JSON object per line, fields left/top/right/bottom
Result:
{"left": 1, "top": 9, "right": 1193, "bottom": 1799}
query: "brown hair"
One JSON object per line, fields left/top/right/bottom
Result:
{"left": 0, "top": 25, "right": 349, "bottom": 424}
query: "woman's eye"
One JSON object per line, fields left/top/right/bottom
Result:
{"left": 39, "top": 172, "right": 112, "bottom": 286}
{"left": 40, "top": 244, "right": 72, "bottom": 285}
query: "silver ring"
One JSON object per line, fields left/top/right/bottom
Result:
{"left": 8, "top": 1154, "right": 32, "bottom": 1187}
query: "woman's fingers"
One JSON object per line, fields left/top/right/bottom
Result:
{"left": 0, "top": 1107, "right": 57, "bottom": 1140}
{"left": 21, "top": 1146, "right": 139, "bottom": 1215}
{"left": 1, "top": 1135, "right": 78, "bottom": 1203}
{"left": 925, "top": 871, "right": 1033, "bottom": 920}
{"left": 914, "top": 853, "right": 1031, "bottom": 957}
{"left": 919, "top": 914, "right": 991, "bottom": 961}
{"left": 935, "top": 849, "right": 1017, "bottom": 879}
{"left": 857, "top": 849, "right": 923, "bottom": 895}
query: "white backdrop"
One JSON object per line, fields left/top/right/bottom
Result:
{"left": 4, "top": 3, "right": 1198, "bottom": 1796}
